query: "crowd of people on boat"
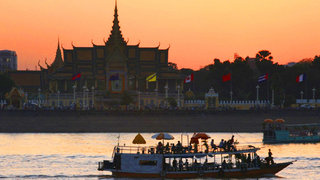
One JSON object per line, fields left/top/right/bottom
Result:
{"left": 165, "top": 152, "right": 264, "bottom": 172}
{"left": 152, "top": 135, "right": 238, "bottom": 154}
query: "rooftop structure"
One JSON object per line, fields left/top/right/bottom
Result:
{"left": 0, "top": 50, "right": 17, "bottom": 72}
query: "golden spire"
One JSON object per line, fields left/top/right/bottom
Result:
{"left": 106, "top": 0, "right": 126, "bottom": 46}
{"left": 50, "top": 38, "right": 64, "bottom": 70}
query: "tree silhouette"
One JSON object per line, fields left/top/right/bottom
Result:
{"left": 0, "top": 73, "right": 15, "bottom": 97}
{"left": 183, "top": 51, "right": 320, "bottom": 107}
{"left": 256, "top": 50, "right": 273, "bottom": 61}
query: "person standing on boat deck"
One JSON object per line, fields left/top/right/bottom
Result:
{"left": 223, "top": 140, "right": 227, "bottom": 151}
{"left": 268, "top": 149, "right": 274, "bottom": 164}
{"left": 229, "top": 135, "right": 236, "bottom": 151}
{"left": 179, "top": 158, "right": 183, "bottom": 171}
{"left": 165, "top": 142, "right": 170, "bottom": 154}
{"left": 184, "top": 159, "right": 189, "bottom": 170}
{"left": 176, "top": 141, "right": 182, "bottom": 153}
{"left": 219, "top": 139, "right": 224, "bottom": 151}
{"left": 157, "top": 142, "right": 163, "bottom": 154}
{"left": 247, "top": 153, "right": 252, "bottom": 167}
{"left": 171, "top": 143, "right": 176, "bottom": 154}
{"left": 172, "top": 158, "right": 177, "bottom": 171}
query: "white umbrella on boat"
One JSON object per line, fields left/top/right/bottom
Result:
{"left": 152, "top": 132, "right": 174, "bottom": 145}
{"left": 152, "top": 133, "right": 174, "bottom": 140}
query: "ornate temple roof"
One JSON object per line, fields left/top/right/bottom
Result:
{"left": 50, "top": 39, "right": 64, "bottom": 69}
{"left": 106, "top": 1, "right": 127, "bottom": 47}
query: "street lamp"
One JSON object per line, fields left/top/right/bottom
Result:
{"left": 164, "top": 84, "right": 168, "bottom": 108}
{"left": 177, "top": 85, "right": 180, "bottom": 108}
{"left": 256, "top": 85, "right": 260, "bottom": 102}
{"left": 155, "top": 88, "right": 158, "bottom": 107}
{"left": 38, "top": 88, "right": 41, "bottom": 108}
{"left": 57, "top": 90, "right": 60, "bottom": 108}
{"left": 300, "top": 91, "right": 304, "bottom": 100}
{"left": 86, "top": 88, "right": 89, "bottom": 110}
{"left": 272, "top": 88, "right": 275, "bottom": 107}
{"left": 72, "top": 84, "right": 76, "bottom": 105}
{"left": 83, "top": 86, "right": 86, "bottom": 110}
{"left": 230, "top": 91, "right": 233, "bottom": 103}
{"left": 91, "top": 86, "right": 95, "bottom": 109}
{"left": 312, "top": 88, "right": 316, "bottom": 101}
{"left": 138, "top": 91, "right": 141, "bottom": 110}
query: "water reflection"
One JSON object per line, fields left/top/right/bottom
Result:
{"left": 0, "top": 133, "right": 318, "bottom": 179}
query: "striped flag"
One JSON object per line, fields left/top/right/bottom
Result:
{"left": 109, "top": 73, "right": 120, "bottom": 81}
{"left": 258, "top": 73, "right": 268, "bottom": 83}
{"left": 146, "top": 73, "right": 156, "bottom": 82}
{"left": 184, "top": 73, "right": 194, "bottom": 83}
{"left": 296, "top": 74, "right": 306, "bottom": 83}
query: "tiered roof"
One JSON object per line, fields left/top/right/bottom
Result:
{"left": 106, "top": 1, "right": 126, "bottom": 47}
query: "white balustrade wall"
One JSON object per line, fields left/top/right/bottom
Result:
{"left": 296, "top": 99, "right": 320, "bottom": 104}
{"left": 219, "top": 100, "right": 270, "bottom": 105}
{"left": 184, "top": 100, "right": 206, "bottom": 105}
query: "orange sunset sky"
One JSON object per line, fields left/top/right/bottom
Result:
{"left": 1, "top": 0, "right": 320, "bottom": 70}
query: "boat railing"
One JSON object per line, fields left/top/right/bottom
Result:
{"left": 114, "top": 145, "right": 258, "bottom": 155}
{"left": 115, "top": 145, "right": 155, "bottom": 154}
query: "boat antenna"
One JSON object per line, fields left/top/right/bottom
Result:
{"left": 117, "top": 133, "right": 120, "bottom": 146}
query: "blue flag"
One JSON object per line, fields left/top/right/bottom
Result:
{"left": 109, "top": 74, "right": 119, "bottom": 81}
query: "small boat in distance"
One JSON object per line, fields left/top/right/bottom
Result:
{"left": 98, "top": 133, "right": 293, "bottom": 178}
{"left": 263, "top": 119, "right": 320, "bottom": 144}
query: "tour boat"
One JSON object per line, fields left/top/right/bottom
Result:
{"left": 263, "top": 119, "right": 320, "bottom": 144}
{"left": 98, "top": 136, "right": 293, "bottom": 178}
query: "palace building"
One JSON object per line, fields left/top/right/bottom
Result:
{"left": 38, "top": 2, "right": 183, "bottom": 109}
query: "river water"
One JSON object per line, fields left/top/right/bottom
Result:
{"left": 0, "top": 133, "right": 319, "bottom": 179}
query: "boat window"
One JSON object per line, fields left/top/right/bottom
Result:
{"left": 139, "top": 160, "right": 157, "bottom": 166}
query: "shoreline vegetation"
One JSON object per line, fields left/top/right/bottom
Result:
{"left": 0, "top": 110, "right": 319, "bottom": 133}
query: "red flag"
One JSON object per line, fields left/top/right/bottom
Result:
{"left": 184, "top": 73, "right": 194, "bottom": 83}
{"left": 72, "top": 73, "right": 81, "bottom": 81}
{"left": 222, "top": 73, "right": 231, "bottom": 82}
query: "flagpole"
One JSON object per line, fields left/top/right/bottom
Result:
{"left": 305, "top": 73, "right": 308, "bottom": 101}
{"left": 267, "top": 77, "right": 269, "bottom": 103}
{"left": 230, "top": 73, "right": 233, "bottom": 103}
{"left": 230, "top": 79, "right": 233, "bottom": 103}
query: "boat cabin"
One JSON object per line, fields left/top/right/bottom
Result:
{"left": 99, "top": 145, "right": 262, "bottom": 178}
{"left": 263, "top": 119, "right": 320, "bottom": 143}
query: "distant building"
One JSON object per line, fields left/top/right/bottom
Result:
{"left": 7, "top": 2, "right": 183, "bottom": 109}
{"left": 285, "top": 62, "right": 296, "bottom": 67}
{"left": 0, "top": 50, "right": 17, "bottom": 72}
{"left": 37, "top": 2, "right": 183, "bottom": 109}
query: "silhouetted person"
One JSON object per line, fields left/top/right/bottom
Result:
{"left": 211, "top": 139, "right": 217, "bottom": 152}
{"left": 247, "top": 153, "right": 251, "bottom": 167}
{"left": 179, "top": 158, "right": 183, "bottom": 171}
{"left": 185, "top": 159, "right": 189, "bottom": 170}
{"left": 266, "top": 149, "right": 274, "bottom": 165}
{"left": 165, "top": 142, "right": 170, "bottom": 153}
{"left": 219, "top": 139, "right": 224, "bottom": 151}
{"left": 173, "top": 158, "right": 177, "bottom": 171}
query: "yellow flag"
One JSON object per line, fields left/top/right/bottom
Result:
{"left": 146, "top": 73, "right": 156, "bottom": 82}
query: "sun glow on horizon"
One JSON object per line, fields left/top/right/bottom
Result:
{"left": 1, "top": 0, "right": 320, "bottom": 70}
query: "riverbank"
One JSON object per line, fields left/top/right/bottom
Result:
{"left": 0, "top": 110, "right": 319, "bottom": 133}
